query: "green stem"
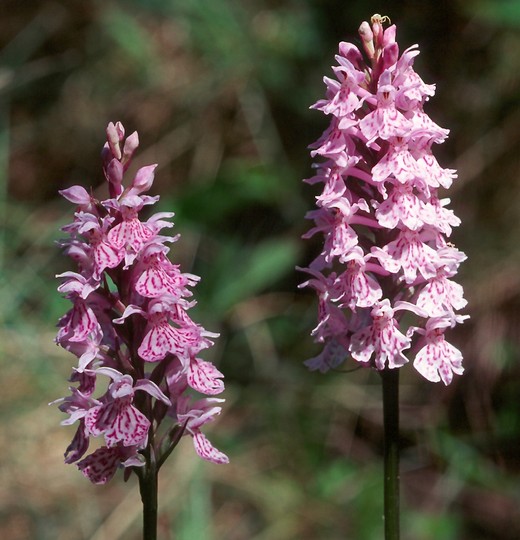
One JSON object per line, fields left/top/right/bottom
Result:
{"left": 381, "top": 367, "right": 400, "bottom": 540}
{"left": 139, "top": 455, "right": 158, "bottom": 540}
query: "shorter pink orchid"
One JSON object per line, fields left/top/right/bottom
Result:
{"left": 53, "top": 122, "right": 227, "bottom": 488}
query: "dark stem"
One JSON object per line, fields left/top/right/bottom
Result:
{"left": 139, "top": 453, "right": 158, "bottom": 540}
{"left": 381, "top": 367, "right": 400, "bottom": 540}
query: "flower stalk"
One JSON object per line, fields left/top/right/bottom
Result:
{"left": 382, "top": 367, "right": 400, "bottom": 540}
{"left": 138, "top": 450, "right": 159, "bottom": 540}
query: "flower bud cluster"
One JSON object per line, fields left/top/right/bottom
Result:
{"left": 54, "top": 122, "right": 228, "bottom": 484}
{"left": 300, "top": 16, "right": 468, "bottom": 384}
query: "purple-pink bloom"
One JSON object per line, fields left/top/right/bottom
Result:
{"left": 411, "top": 317, "right": 465, "bottom": 385}
{"left": 349, "top": 300, "right": 410, "bottom": 370}
{"left": 176, "top": 396, "right": 229, "bottom": 464}
{"left": 301, "top": 15, "right": 467, "bottom": 383}
{"left": 84, "top": 369, "right": 169, "bottom": 448}
{"left": 188, "top": 357, "right": 225, "bottom": 395}
{"left": 77, "top": 444, "right": 144, "bottom": 485}
{"left": 53, "top": 122, "right": 227, "bottom": 483}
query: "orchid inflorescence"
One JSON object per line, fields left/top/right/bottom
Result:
{"left": 53, "top": 122, "right": 228, "bottom": 485}
{"left": 300, "top": 15, "right": 468, "bottom": 384}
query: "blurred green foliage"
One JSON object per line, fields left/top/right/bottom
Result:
{"left": 1, "top": 0, "right": 520, "bottom": 539}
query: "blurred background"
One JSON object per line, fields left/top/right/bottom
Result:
{"left": 1, "top": 0, "right": 519, "bottom": 538}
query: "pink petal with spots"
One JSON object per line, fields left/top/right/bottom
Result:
{"left": 58, "top": 301, "right": 98, "bottom": 343}
{"left": 77, "top": 446, "right": 120, "bottom": 484}
{"left": 85, "top": 403, "right": 150, "bottom": 447}
{"left": 84, "top": 404, "right": 116, "bottom": 438}
{"left": 372, "top": 143, "right": 420, "bottom": 184}
{"left": 135, "top": 265, "right": 176, "bottom": 298}
{"left": 382, "top": 231, "right": 439, "bottom": 284}
{"left": 414, "top": 337, "right": 463, "bottom": 385}
{"left": 359, "top": 107, "right": 412, "bottom": 144}
{"left": 337, "top": 267, "right": 382, "bottom": 309}
{"left": 375, "top": 188, "right": 425, "bottom": 231}
{"left": 103, "top": 405, "right": 150, "bottom": 447}
{"left": 192, "top": 432, "right": 229, "bottom": 464}
{"left": 408, "top": 110, "right": 449, "bottom": 143}
{"left": 138, "top": 322, "right": 180, "bottom": 362}
{"left": 108, "top": 218, "right": 153, "bottom": 251}
{"left": 310, "top": 121, "right": 348, "bottom": 159}
{"left": 188, "top": 357, "right": 224, "bottom": 395}
{"left": 416, "top": 276, "right": 466, "bottom": 317}
{"left": 415, "top": 152, "right": 457, "bottom": 189}
{"left": 93, "top": 240, "right": 123, "bottom": 276}
{"left": 349, "top": 304, "right": 410, "bottom": 370}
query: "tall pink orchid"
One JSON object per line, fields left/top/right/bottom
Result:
{"left": 301, "top": 15, "right": 467, "bottom": 385}
{"left": 53, "top": 122, "right": 227, "bottom": 539}
{"left": 300, "top": 15, "right": 468, "bottom": 539}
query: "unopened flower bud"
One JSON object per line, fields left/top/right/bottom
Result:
{"left": 129, "top": 164, "right": 157, "bottom": 196}
{"left": 382, "top": 42, "right": 399, "bottom": 70}
{"left": 382, "top": 24, "right": 397, "bottom": 47}
{"left": 358, "top": 21, "right": 374, "bottom": 59}
{"left": 371, "top": 13, "right": 388, "bottom": 48}
{"left": 105, "top": 158, "right": 124, "bottom": 197}
{"left": 59, "top": 185, "right": 91, "bottom": 206}
{"left": 339, "top": 41, "right": 364, "bottom": 67}
{"left": 106, "top": 121, "right": 124, "bottom": 160}
{"left": 122, "top": 131, "right": 139, "bottom": 170}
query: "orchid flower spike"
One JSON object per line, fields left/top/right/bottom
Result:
{"left": 301, "top": 16, "right": 467, "bottom": 384}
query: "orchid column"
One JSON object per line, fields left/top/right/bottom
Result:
{"left": 300, "top": 15, "right": 467, "bottom": 539}
{"left": 54, "top": 122, "right": 228, "bottom": 540}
